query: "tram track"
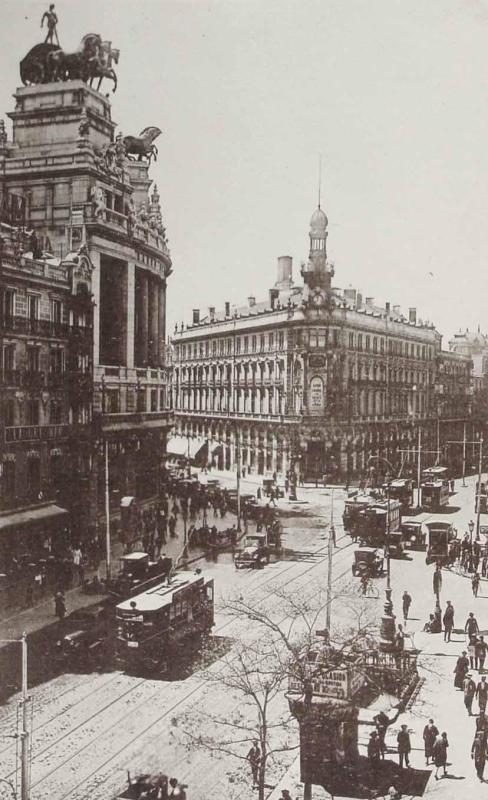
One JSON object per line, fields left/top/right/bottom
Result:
{"left": 0, "top": 505, "right": 355, "bottom": 799}
{"left": 28, "top": 555, "right": 356, "bottom": 800}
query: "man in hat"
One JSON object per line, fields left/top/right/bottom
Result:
{"left": 397, "top": 724, "right": 411, "bottom": 768}
{"left": 443, "top": 601, "right": 454, "bottom": 642}
{"left": 454, "top": 650, "right": 469, "bottom": 689}
{"left": 464, "top": 673, "right": 477, "bottom": 716}
{"left": 477, "top": 676, "right": 488, "bottom": 715}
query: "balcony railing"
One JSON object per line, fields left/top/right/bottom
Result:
{"left": 0, "top": 316, "right": 89, "bottom": 339}
{"left": 5, "top": 424, "right": 71, "bottom": 443}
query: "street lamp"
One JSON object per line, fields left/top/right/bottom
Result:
{"left": 367, "top": 455, "right": 396, "bottom": 651}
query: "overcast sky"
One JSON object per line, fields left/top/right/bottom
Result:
{"left": 1, "top": 1, "right": 487, "bottom": 343}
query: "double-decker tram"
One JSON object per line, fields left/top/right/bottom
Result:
{"left": 115, "top": 571, "right": 214, "bottom": 675}
{"left": 421, "top": 466, "right": 449, "bottom": 510}
{"left": 385, "top": 478, "right": 415, "bottom": 513}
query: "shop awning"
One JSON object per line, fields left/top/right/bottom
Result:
{"left": 166, "top": 437, "right": 207, "bottom": 460}
{"left": 0, "top": 503, "right": 68, "bottom": 533}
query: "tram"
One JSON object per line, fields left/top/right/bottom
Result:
{"left": 385, "top": 478, "right": 415, "bottom": 513}
{"left": 357, "top": 499, "right": 402, "bottom": 548}
{"left": 115, "top": 570, "right": 214, "bottom": 675}
{"left": 420, "top": 472, "right": 449, "bottom": 510}
{"left": 425, "top": 521, "right": 456, "bottom": 565}
{"left": 343, "top": 494, "right": 375, "bottom": 536}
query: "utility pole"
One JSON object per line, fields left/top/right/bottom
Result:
{"left": 325, "top": 488, "right": 334, "bottom": 641}
{"left": 476, "top": 437, "right": 484, "bottom": 540}
{"left": 104, "top": 439, "right": 111, "bottom": 580}
{"left": 236, "top": 430, "right": 242, "bottom": 532}
{"left": 417, "top": 427, "right": 422, "bottom": 509}
{"left": 462, "top": 422, "right": 467, "bottom": 487}
{"left": 21, "top": 632, "right": 29, "bottom": 800}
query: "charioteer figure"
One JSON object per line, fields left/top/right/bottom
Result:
{"left": 41, "top": 4, "right": 59, "bottom": 45}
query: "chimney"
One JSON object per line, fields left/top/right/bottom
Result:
{"left": 269, "top": 288, "right": 279, "bottom": 309}
{"left": 248, "top": 296, "right": 256, "bottom": 307}
{"left": 385, "top": 301, "right": 391, "bottom": 314}
{"left": 365, "top": 297, "right": 374, "bottom": 307}
{"left": 192, "top": 308, "right": 200, "bottom": 325}
{"left": 225, "top": 301, "right": 230, "bottom": 317}
{"left": 275, "top": 255, "right": 293, "bottom": 289}
{"left": 409, "top": 307, "right": 417, "bottom": 324}
{"left": 208, "top": 306, "right": 215, "bottom": 320}
{"left": 356, "top": 292, "right": 363, "bottom": 309}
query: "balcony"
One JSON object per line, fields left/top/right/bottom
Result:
{"left": 1, "top": 316, "right": 70, "bottom": 338}
{"left": 5, "top": 424, "right": 71, "bottom": 443}
{"left": 0, "top": 369, "right": 22, "bottom": 386}
{"left": 99, "top": 409, "right": 173, "bottom": 434}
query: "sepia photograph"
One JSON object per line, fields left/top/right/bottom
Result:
{"left": 0, "top": 1, "right": 488, "bottom": 798}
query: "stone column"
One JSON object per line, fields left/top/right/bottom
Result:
{"left": 126, "top": 262, "right": 135, "bottom": 369}
{"left": 140, "top": 273, "right": 149, "bottom": 366}
{"left": 150, "top": 277, "right": 159, "bottom": 366}
{"left": 90, "top": 249, "right": 101, "bottom": 367}
{"left": 271, "top": 433, "right": 278, "bottom": 474}
{"left": 158, "top": 281, "right": 166, "bottom": 366}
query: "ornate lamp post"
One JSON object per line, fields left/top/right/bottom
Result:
{"left": 368, "top": 455, "right": 396, "bottom": 650}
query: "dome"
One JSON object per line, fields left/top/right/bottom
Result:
{"left": 310, "top": 206, "right": 328, "bottom": 235}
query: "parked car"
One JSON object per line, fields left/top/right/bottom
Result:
{"left": 55, "top": 605, "right": 112, "bottom": 668}
{"left": 234, "top": 533, "right": 269, "bottom": 569}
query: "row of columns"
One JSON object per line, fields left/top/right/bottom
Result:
{"left": 135, "top": 269, "right": 166, "bottom": 368}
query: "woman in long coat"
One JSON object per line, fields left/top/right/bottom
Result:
{"left": 454, "top": 651, "right": 469, "bottom": 689}
{"left": 423, "top": 719, "right": 439, "bottom": 765}
{"left": 433, "top": 732, "right": 449, "bottom": 780}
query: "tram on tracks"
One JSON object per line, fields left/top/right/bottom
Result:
{"left": 425, "top": 521, "right": 456, "bottom": 565}
{"left": 421, "top": 467, "right": 450, "bottom": 510}
{"left": 115, "top": 570, "right": 214, "bottom": 675}
{"left": 356, "top": 499, "right": 402, "bottom": 548}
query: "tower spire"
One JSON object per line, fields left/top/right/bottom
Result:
{"left": 318, "top": 154, "right": 322, "bottom": 209}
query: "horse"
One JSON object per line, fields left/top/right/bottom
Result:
{"left": 89, "top": 43, "right": 119, "bottom": 93}
{"left": 47, "top": 33, "right": 102, "bottom": 83}
{"left": 122, "top": 127, "right": 162, "bottom": 164}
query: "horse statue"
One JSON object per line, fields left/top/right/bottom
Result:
{"left": 46, "top": 33, "right": 102, "bottom": 83}
{"left": 122, "top": 127, "right": 162, "bottom": 163}
{"left": 88, "top": 41, "right": 120, "bottom": 93}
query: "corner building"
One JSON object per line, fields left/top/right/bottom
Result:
{"left": 172, "top": 206, "right": 472, "bottom": 481}
{"left": 1, "top": 64, "right": 172, "bottom": 539}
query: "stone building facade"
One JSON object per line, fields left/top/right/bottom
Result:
{"left": 171, "top": 206, "right": 473, "bottom": 482}
{"left": 0, "top": 34, "right": 172, "bottom": 547}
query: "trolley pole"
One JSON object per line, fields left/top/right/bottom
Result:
{"left": 236, "top": 429, "right": 242, "bottom": 533}
{"left": 104, "top": 439, "right": 111, "bottom": 580}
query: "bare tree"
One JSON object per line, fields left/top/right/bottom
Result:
{"left": 182, "top": 579, "right": 380, "bottom": 799}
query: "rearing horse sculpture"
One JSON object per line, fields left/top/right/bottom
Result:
{"left": 122, "top": 127, "right": 162, "bottom": 164}
{"left": 89, "top": 41, "right": 119, "bottom": 93}
{"left": 47, "top": 33, "right": 102, "bottom": 82}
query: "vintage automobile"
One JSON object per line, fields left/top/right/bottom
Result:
{"left": 55, "top": 605, "right": 112, "bottom": 668}
{"left": 401, "top": 520, "right": 426, "bottom": 551}
{"left": 204, "top": 526, "right": 238, "bottom": 552}
{"left": 107, "top": 552, "right": 173, "bottom": 601}
{"left": 351, "top": 547, "right": 384, "bottom": 578}
{"left": 234, "top": 532, "right": 270, "bottom": 569}
{"left": 386, "top": 530, "right": 406, "bottom": 559}
{"left": 262, "top": 478, "right": 285, "bottom": 498}
{"left": 117, "top": 772, "right": 186, "bottom": 800}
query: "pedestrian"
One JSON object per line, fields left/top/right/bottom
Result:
{"left": 466, "top": 612, "right": 480, "bottom": 640}
{"left": 469, "top": 634, "right": 479, "bottom": 670}
{"left": 280, "top": 791, "right": 292, "bottom": 800}
{"left": 454, "top": 650, "right": 470, "bottom": 689}
{"left": 247, "top": 740, "right": 260, "bottom": 789}
{"left": 433, "top": 565, "right": 442, "bottom": 597}
{"left": 472, "top": 731, "right": 487, "bottom": 782}
{"left": 168, "top": 777, "right": 186, "bottom": 798}
{"left": 433, "top": 732, "right": 449, "bottom": 780}
{"left": 477, "top": 676, "right": 488, "bottom": 715}
{"left": 477, "top": 635, "right": 488, "bottom": 672}
{"left": 423, "top": 718, "right": 439, "bottom": 766}
{"left": 394, "top": 624, "right": 405, "bottom": 659}
{"left": 54, "top": 591, "right": 66, "bottom": 621}
{"left": 476, "top": 711, "right": 488, "bottom": 738}
{"left": 25, "top": 581, "right": 34, "bottom": 608}
{"left": 473, "top": 573, "right": 481, "bottom": 598}
{"left": 374, "top": 710, "right": 389, "bottom": 759}
{"left": 367, "top": 731, "right": 381, "bottom": 766}
{"left": 397, "top": 724, "right": 411, "bottom": 768}
{"left": 443, "top": 601, "right": 454, "bottom": 642}
{"left": 402, "top": 590, "right": 412, "bottom": 622}
{"left": 464, "top": 674, "right": 477, "bottom": 715}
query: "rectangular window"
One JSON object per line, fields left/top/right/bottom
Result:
{"left": 358, "top": 334, "right": 363, "bottom": 352}
{"left": 51, "top": 299, "right": 62, "bottom": 324}
{"left": 373, "top": 337, "right": 377, "bottom": 353}
{"left": 236, "top": 338, "right": 241, "bottom": 354}
{"left": 3, "top": 460, "right": 15, "bottom": 496}
{"left": 260, "top": 334, "right": 265, "bottom": 351}
{"left": 50, "top": 348, "right": 64, "bottom": 374}
{"left": 28, "top": 295, "right": 39, "bottom": 326}
{"left": 106, "top": 389, "right": 119, "bottom": 413}
{"left": 4, "top": 397, "right": 15, "bottom": 426}
{"left": 269, "top": 333, "right": 274, "bottom": 349}
{"left": 3, "top": 344, "right": 15, "bottom": 372}
{"left": 244, "top": 336, "right": 248, "bottom": 352}
{"left": 365, "top": 336, "right": 370, "bottom": 352}
{"left": 27, "top": 346, "right": 40, "bottom": 373}
{"left": 4, "top": 288, "right": 15, "bottom": 321}
{"left": 50, "top": 400, "right": 62, "bottom": 424}
{"left": 278, "top": 331, "right": 284, "bottom": 349}
{"left": 252, "top": 336, "right": 257, "bottom": 352}
{"left": 26, "top": 398, "right": 40, "bottom": 425}
{"left": 151, "top": 389, "right": 157, "bottom": 411}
